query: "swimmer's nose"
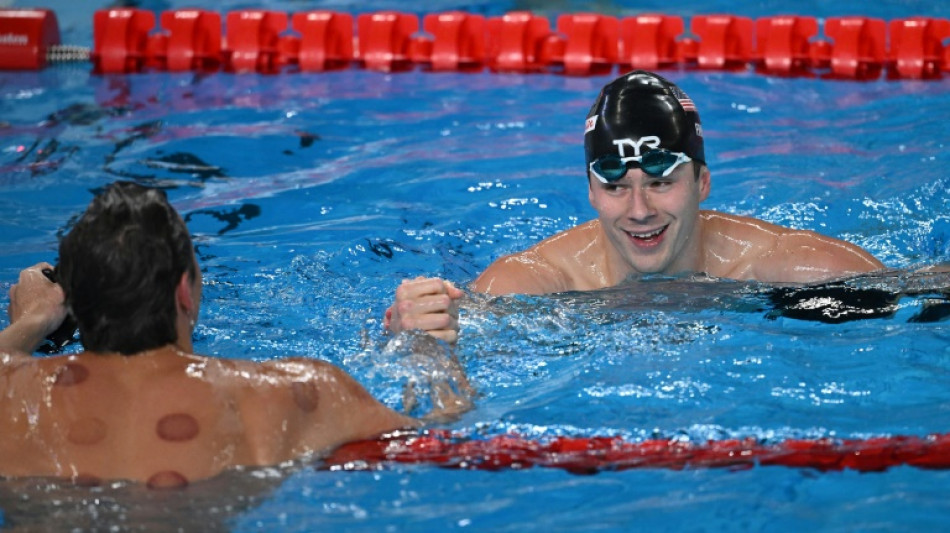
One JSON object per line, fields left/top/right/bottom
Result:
{"left": 626, "top": 181, "right": 656, "bottom": 221}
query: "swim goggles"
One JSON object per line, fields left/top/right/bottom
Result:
{"left": 588, "top": 150, "right": 693, "bottom": 183}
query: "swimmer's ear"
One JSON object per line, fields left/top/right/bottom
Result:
{"left": 698, "top": 165, "right": 711, "bottom": 201}
{"left": 175, "top": 272, "right": 196, "bottom": 317}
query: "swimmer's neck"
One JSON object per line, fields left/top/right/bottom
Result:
{"left": 79, "top": 344, "right": 197, "bottom": 360}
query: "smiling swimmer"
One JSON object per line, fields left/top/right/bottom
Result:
{"left": 384, "top": 70, "right": 884, "bottom": 343}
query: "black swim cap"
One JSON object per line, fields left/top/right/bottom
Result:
{"left": 584, "top": 70, "right": 705, "bottom": 168}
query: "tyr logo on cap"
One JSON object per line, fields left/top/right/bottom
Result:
{"left": 613, "top": 136, "right": 661, "bottom": 157}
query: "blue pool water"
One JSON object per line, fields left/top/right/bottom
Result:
{"left": 1, "top": 0, "right": 949, "bottom": 531}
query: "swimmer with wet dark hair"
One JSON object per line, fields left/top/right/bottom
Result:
{"left": 385, "top": 70, "right": 884, "bottom": 342}
{"left": 0, "top": 181, "right": 470, "bottom": 488}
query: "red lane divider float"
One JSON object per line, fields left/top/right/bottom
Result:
{"left": 423, "top": 12, "right": 486, "bottom": 72}
{"left": 152, "top": 9, "right": 221, "bottom": 72}
{"left": 293, "top": 11, "right": 353, "bottom": 72}
{"left": 756, "top": 16, "right": 819, "bottom": 76}
{"left": 618, "top": 15, "right": 683, "bottom": 71}
{"left": 0, "top": 7, "right": 60, "bottom": 69}
{"left": 1, "top": 7, "right": 949, "bottom": 79}
{"left": 323, "top": 430, "right": 950, "bottom": 474}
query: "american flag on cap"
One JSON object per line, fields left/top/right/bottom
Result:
{"left": 670, "top": 85, "right": 697, "bottom": 112}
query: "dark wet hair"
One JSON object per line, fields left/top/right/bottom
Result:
{"left": 58, "top": 182, "right": 196, "bottom": 355}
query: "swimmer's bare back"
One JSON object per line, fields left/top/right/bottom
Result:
{"left": 0, "top": 348, "right": 415, "bottom": 488}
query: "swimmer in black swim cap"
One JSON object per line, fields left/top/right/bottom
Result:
{"left": 585, "top": 70, "right": 705, "bottom": 182}
{"left": 385, "top": 70, "right": 885, "bottom": 339}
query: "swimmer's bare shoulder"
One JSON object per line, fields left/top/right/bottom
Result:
{"left": 233, "top": 357, "right": 418, "bottom": 464}
{"left": 703, "top": 211, "right": 884, "bottom": 282}
{"left": 472, "top": 220, "right": 608, "bottom": 295}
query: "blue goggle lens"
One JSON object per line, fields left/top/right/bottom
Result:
{"left": 589, "top": 150, "right": 691, "bottom": 182}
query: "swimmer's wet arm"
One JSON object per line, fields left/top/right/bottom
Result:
{"left": 0, "top": 319, "right": 49, "bottom": 354}
{"left": 245, "top": 359, "right": 420, "bottom": 462}
{"left": 760, "top": 231, "right": 885, "bottom": 283}
{"left": 418, "top": 360, "right": 475, "bottom": 425}
{"left": 320, "top": 361, "right": 422, "bottom": 438}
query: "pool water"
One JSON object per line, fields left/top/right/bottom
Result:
{"left": 1, "top": 0, "right": 949, "bottom": 531}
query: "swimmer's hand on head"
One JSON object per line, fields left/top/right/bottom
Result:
{"left": 1, "top": 263, "right": 68, "bottom": 355}
{"left": 384, "top": 277, "right": 464, "bottom": 344}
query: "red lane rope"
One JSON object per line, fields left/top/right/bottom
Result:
{"left": 1, "top": 8, "right": 949, "bottom": 79}
{"left": 323, "top": 431, "right": 950, "bottom": 474}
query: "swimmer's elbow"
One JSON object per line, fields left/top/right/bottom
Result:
{"left": 319, "top": 362, "right": 417, "bottom": 433}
